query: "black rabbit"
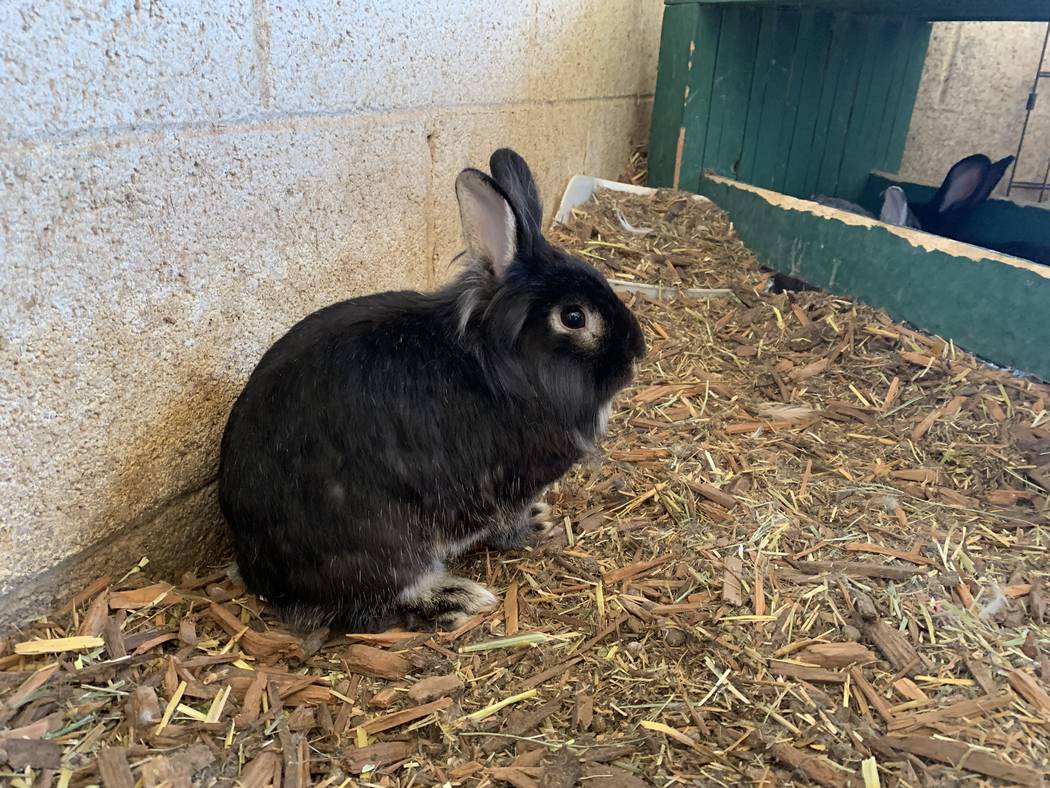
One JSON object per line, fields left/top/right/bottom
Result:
{"left": 814, "top": 155, "right": 1011, "bottom": 237}
{"left": 909, "top": 153, "right": 1014, "bottom": 239}
{"left": 865, "top": 156, "right": 1049, "bottom": 265}
{"left": 218, "top": 149, "right": 646, "bottom": 633}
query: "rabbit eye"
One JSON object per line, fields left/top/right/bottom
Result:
{"left": 559, "top": 305, "right": 586, "bottom": 330}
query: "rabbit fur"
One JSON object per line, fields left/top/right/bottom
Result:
{"left": 218, "top": 149, "right": 646, "bottom": 633}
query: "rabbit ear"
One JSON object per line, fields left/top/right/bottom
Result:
{"left": 970, "top": 155, "right": 1014, "bottom": 206}
{"left": 937, "top": 155, "right": 990, "bottom": 214}
{"left": 489, "top": 148, "right": 544, "bottom": 252}
{"left": 879, "top": 186, "right": 911, "bottom": 226}
{"left": 455, "top": 168, "right": 517, "bottom": 278}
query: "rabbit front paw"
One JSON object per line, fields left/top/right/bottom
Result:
{"left": 398, "top": 572, "right": 498, "bottom": 630}
{"left": 527, "top": 501, "right": 555, "bottom": 539}
{"left": 485, "top": 500, "right": 556, "bottom": 551}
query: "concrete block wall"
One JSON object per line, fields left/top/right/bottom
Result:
{"left": 901, "top": 21, "right": 1049, "bottom": 196}
{"left": 0, "top": 0, "right": 662, "bottom": 626}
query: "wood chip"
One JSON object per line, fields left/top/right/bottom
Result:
{"left": 574, "top": 693, "right": 594, "bottom": 731}
{"left": 343, "top": 644, "right": 411, "bottom": 679}
{"left": 3, "top": 662, "right": 59, "bottom": 711}
{"left": 344, "top": 741, "right": 415, "bottom": 773}
{"left": 505, "top": 581, "right": 520, "bottom": 636}
{"left": 770, "top": 660, "right": 846, "bottom": 684}
{"left": 108, "top": 582, "right": 181, "bottom": 609}
{"left": 794, "top": 642, "right": 877, "bottom": 668}
{"left": 790, "top": 560, "right": 923, "bottom": 580}
{"left": 1005, "top": 668, "right": 1050, "bottom": 717}
{"left": 721, "top": 554, "right": 744, "bottom": 606}
{"left": 688, "top": 482, "right": 738, "bottom": 509}
{"left": 406, "top": 674, "right": 464, "bottom": 704}
{"left": 864, "top": 621, "right": 928, "bottom": 675}
{"left": 887, "top": 692, "right": 1014, "bottom": 733}
{"left": 14, "top": 636, "right": 104, "bottom": 655}
{"left": 769, "top": 742, "right": 848, "bottom": 787}
{"left": 360, "top": 698, "right": 452, "bottom": 735}
{"left": 850, "top": 667, "right": 893, "bottom": 723}
{"left": 5, "top": 738, "right": 62, "bottom": 770}
{"left": 877, "top": 735, "right": 1042, "bottom": 786}
{"left": 603, "top": 556, "right": 674, "bottom": 584}
{"left": 98, "top": 745, "right": 136, "bottom": 788}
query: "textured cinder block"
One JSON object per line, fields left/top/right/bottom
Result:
{"left": 529, "top": 0, "right": 663, "bottom": 101}
{"left": 0, "top": 117, "right": 430, "bottom": 611}
{"left": 586, "top": 97, "right": 650, "bottom": 184}
{"left": 0, "top": 1, "right": 260, "bottom": 140}
{"left": 266, "top": 0, "right": 533, "bottom": 114}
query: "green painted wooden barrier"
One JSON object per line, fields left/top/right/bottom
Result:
{"left": 699, "top": 175, "right": 1050, "bottom": 381}
{"left": 649, "top": 2, "right": 932, "bottom": 202}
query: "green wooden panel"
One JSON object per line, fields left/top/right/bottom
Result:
{"left": 861, "top": 171, "right": 1050, "bottom": 249}
{"left": 699, "top": 175, "right": 1050, "bottom": 381}
{"left": 649, "top": 3, "right": 701, "bottom": 187}
{"left": 737, "top": 6, "right": 781, "bottom": 183}
{"left": 745, "top": 8, "right": 803, "bottom": 189}
{"left": 813, "top": 14, "right": 871, "bottom": 196}
{"left": 836, "top": 17, "right": 901, "bottom": 201}
{"left": 780, "top": 9, "right": 835, "bottom": 197}
{"left": 677, "top": 8, "right": 724, "bottom": 193}
{"left": 802, "top": 13, "right": 853, "bottom": 197}
{"left": 705, "top": 6, "right": 762, "bottom": 178}
{"left": 701, "top": 6, "right": 742, "bottom": 176}
{"left": 766, "top": 8, "right": 809, "bottom": 192}
{"left": 882, "top": 20, "right": 931, "bottom": 173}
{"left": 873, "top": 17, "right": 921, "bottom": 170}
{"left": 650, "top": 1, "right": 934, "bottom": 197}
{"left": 664, "top": 0, "right": 1050, "bottom": 22}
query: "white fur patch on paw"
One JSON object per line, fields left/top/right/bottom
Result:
{"left": 444, "top": 577, "right": 497, "bottom": 611}
{"left": 399, "top": 572, "right": 497, "bottom": 613}
{"left": 528, "top": 501, "right": 555, "bottom": 538}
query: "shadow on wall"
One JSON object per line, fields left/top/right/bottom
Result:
{"left": 98, "top": 372, "right": 235, "bottom": 576}
{"left": 3, "top": 374, "right": 235, "bottom": 626}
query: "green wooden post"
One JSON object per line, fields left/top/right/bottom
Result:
{"left": 705, "top": 6, "right": 763, "bottom": 178}
{"left": 883, "top": 21, "right": 933, "bottom": 173}
{"left": 813, "top": 14, "right": 870, "bottom": 196}
{"left": 740, "top": 8, "right": 804, "bottom": 190}
{"left": 677, "top": 8, "right": 724, "bottom": 193}
{"left": 779, "top": 9, "right": 834, "bottom": 197}
{"left": 737, "top": 6, "right": 782, "bottom": 184}
{"left": 649, "top": 3, "right": 701, "bottom": 187}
